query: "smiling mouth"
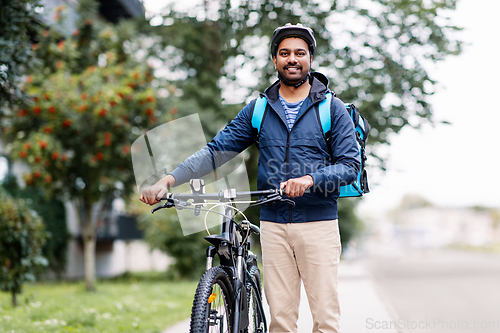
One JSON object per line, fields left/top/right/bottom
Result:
{"left": 284, "top": 66, "right": 302, "bottom": 73}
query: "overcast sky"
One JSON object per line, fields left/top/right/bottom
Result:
{"left": 359, "top": 0, "right": 500, "bottom": 213}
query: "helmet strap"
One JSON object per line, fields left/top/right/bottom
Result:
{"left": 278, "top": 72, "right": 310, "bottom": 89}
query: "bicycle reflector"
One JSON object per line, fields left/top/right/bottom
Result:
{"left": 208, "top": 293, "right": 217, "bottom": 303}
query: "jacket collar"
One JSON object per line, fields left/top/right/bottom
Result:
{"left": 262, "top": 72, "right": 331, "bottom": 105}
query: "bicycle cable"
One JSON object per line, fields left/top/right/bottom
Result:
{"left": 199, "top": 201, "right": 254, "bottom": 243}
{"left": 165, "top": 199, "right": 256, "bottom": 239}
{"left": 167, "top": 201, "right": 237, "bottom": 220}
{"left": 166, "top": 191, "right": 287, "bottom": 243}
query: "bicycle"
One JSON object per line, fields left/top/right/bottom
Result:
{"left": 151, "top": 179, "right": 294, "bottom": 333}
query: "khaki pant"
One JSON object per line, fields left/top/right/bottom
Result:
{"left": 260, "top": 220, "right": 341, "bottom": 333}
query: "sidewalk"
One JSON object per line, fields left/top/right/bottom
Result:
{"left": 336, "top": 260, "right": 398, "bottom": 333}
{"left": 163, "top": 260, "right": 397, "bottom": 333}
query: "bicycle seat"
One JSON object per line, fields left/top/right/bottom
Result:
{"left": 204, "top": 235, "right": 233, "bottom": 247}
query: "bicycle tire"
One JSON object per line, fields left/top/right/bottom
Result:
{"left": 245, "top": 265, "right": 264, "bottom": 333}
{"left": 190, "top": 266, "right": 234, "bottom": 333}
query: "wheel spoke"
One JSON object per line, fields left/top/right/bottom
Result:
{"left": 207, "top": 283, "right": 229, "bottom": 332}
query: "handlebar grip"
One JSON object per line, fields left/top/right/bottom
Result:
{"left": 160, "top": 193, "right": 172, "bottom": 200}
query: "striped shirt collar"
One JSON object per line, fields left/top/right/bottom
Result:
{"left": 279, "top": 94, "right": 306, "bottom": 130}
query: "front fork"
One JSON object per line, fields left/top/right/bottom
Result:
{"left": 206, "top": 245, "right": 249, "bottom": 333}
{"left": 205, "top": 245, "right": 228, "bottom": 333}
{"left": 206, "top": 246, "right": 216, "bottom": 270}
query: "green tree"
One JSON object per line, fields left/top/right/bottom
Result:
{"left": 0, "top": 194, "right": 48, "bottom": 307}
{"left": 0, "top": 0, "right": 43, "bottom": 111}
{"left": 154, "top": 0, "right": 462, "bottom": 147}
{"left": 137, "top": 17, "right": 238, "bottom": 139}
{"left": 1, "top": 1, "right": 171, "bottom": 291}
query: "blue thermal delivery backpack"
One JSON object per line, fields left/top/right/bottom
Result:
{"left": 251, "top": 92, "right": 370, "bottom": 197}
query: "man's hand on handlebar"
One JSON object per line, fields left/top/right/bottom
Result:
{"left": 280, "top": 175, "right": 313, "bottom": 198}
{"left": 140, "top": 174, "right": 176, "bottom": 205}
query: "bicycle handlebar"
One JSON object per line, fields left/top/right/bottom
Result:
{"left": 152, "top": 188, "right": 293, "bottom": 214}
{"left": 161, "top": 189, "right": 280, "bottom": 201}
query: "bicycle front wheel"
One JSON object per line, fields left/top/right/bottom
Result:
{"left": 190, "top": 266, "right": 233, "bottom": 333}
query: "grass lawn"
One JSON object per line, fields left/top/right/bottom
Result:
{"left": 0, "top": 272, "right": 198, "bottom": 333}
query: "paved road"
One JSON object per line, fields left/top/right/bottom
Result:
{"left": 366, "top": 250, "right": 500, "bottom": 333}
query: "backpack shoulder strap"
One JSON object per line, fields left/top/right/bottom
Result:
{"left": 251, "top": 96, "right": 268, "bottom": 137}
{"left": 318, "top": 92, "right": 333, "bottom": 145}
{"left": 345, "top": 103, "right": 369, "bottom": 147}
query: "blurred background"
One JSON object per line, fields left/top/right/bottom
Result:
{"left": 0, "top": 0, "right": 499, "bottom": 332}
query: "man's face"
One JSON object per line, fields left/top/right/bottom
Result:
{"left": 273, "top": 37, "right": 312, "bottom": 84}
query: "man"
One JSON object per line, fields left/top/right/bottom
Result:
{"left": 140, "top": 23, "right": 360, "bottom": 333}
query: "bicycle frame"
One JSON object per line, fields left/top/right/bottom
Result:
{"left": 157, "top": 187, "right": 282, "bottom": 333}
{"left": 204, "top": 190, "right": 270, "bottom": 333}
{"left": 220, "top": 200, "right": 261, "bottom": 333}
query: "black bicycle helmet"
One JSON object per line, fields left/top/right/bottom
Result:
{"left": 270, "top": 23, "right": 316, "bottom": 58}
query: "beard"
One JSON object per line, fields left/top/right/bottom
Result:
{"left": 277, "top": 64, "right": 309, "bottom": 85}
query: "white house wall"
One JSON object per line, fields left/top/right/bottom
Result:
{"left": 64, "top": 239, "right": 171, "bottom": 279}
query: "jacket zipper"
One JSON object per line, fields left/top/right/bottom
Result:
{"left": 285, "top": 101, "right": 322, "bottom": 224}
{"left": 272, "top": 99, "right": 323, "bottom": 224}
{"left": 286, "top": 132, "right": 292, "bottom": 223}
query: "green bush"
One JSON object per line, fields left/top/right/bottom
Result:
{"left": 138, "top": 209, "right": 215, "bottom": 280}
{"left": 1, "top": 175, "right": 69, "bottom": 279}
{"left": 0, "top": 193, "right": 48, "bottom": 306}
{"left": 338, "top": 198, "right": 364, "bottom": 251}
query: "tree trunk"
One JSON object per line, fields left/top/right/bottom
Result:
{"left": 11, "top": 290, "right": 17, "bottom": 307}
{"left": 83, "top": 230, "right": 96, "bottom": 292}
{"left": 76, "top": 196, "right": 110, "bottom": 292}
{"left": 76, "top": 199, "right": 99, "bottom": 292}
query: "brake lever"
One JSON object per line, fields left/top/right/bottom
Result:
{"left": 151, "top": 198, "right": 180, "bottom": 214}
{"left": 255, "top": 193, "right": 280, "bottom": 206}
{"left": 255, "top": 193, "right": 295, "bottom": 206}
{"left": 280, "top": 197, "right": 296, "bottom": 206}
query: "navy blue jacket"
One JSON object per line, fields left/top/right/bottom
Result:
{"left": 170, "top": 72, "right": 360, "bottom": 223}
